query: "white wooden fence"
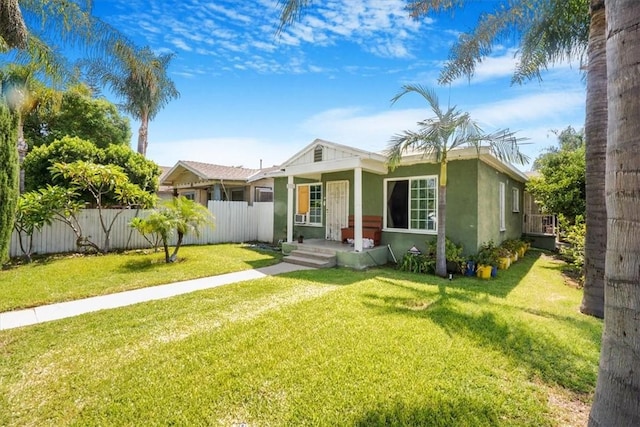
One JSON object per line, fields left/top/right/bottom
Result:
{"left": 9, "top": 201, "right": 274, "bottom": 258}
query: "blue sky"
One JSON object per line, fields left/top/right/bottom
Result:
{"left": 92, "top": 0, "right": 586, "bottom": 172}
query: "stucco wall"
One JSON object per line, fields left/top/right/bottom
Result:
{"left": 476, "top": 161, "right": 525, "bottom": 249}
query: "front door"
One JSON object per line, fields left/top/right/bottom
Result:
{"left": 325, "top": 180, "right": 349, "bottom": 241}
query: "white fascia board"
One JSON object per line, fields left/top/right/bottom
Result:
{"left": 283, "top": 157, "right": 387, "bottom": 177}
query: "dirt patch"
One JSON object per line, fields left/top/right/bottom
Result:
{"left": 547, "top": 387, "right": 592, "bottom": 427}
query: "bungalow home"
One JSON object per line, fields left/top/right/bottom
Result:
{"left": 272, "top": 139, "right": 534, "bottom": 269}
{"left": 160, "top": 160, "right": 276, "bottom": 206}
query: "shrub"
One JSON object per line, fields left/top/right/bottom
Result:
{"left": 559, "top": 217, "right": 585, "bottom": 284}
{"left": 476, "top": 241, "right": 499, "bottom": 267}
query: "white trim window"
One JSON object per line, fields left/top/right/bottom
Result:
{"left": 499, "top": 182, "right": 506, "bottom": 231}
{"left": 384, "top": 176, "right": 437, "bottom": 233}
{"left": 296, "top": 183, "right": 323, "bottom": 225}
{"left": 512, "top": 188, "right": 520, "bottom": 213}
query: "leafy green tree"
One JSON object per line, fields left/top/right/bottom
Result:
{"left": 527, "top": 127, "right": 586, "bottom": 225}
{"left": 52, "top": 161, "right": 156, "bottom": 253}
{"left": 84, "top": 45, "right": 180, "bottom": 156}
{"left": 132, "top": 196, "right": 213, "bottom": 263}
{"left": 102, "top": 144, "right": 160, "bottom": 193}
{"left": 23, "top": 136, "right": 100, "bottom": 192}
{"left": 0, "top": 102, "right": 18, "bottom": 264}
{"left": 23, "top": 136, "right": 160, "bottom": 199}
{"left": 24, "top": 84, "right": 131, "bottom": 149}
{"left": 13, "top": 187, "right": 63, "bottom": 261}
{"left": 386, "top": 85, "right": 527, "bottom": 277}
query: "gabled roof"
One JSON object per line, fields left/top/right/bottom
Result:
{"left": 157, "top": 166, "right": 174, "bottom": 193}
{"left": 275, "top": 138, "right": 388, "bottom": 178}
{"left": 161, "top": 160, "right": 263, "bottom": 186}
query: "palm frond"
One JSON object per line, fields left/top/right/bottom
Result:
{"left": 513, "top": 0, "right": 589, "bottom": 84}
{"left": 276, "top": 0, "right": 313, "bottom": 35}
{"left": 438, "top": 1, "right": 540, "bottom": 85}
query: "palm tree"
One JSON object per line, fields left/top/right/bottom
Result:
{"left": 386, "top": 84, "right": 528, "bottom": 277}
{"left": 135, "top": 196, "right": 213, "bottom": 263}
{"left": 588, "top": 2, "right": 640, "bottom": 424}
{"left": 276, "top": 0, "right": 607, "bottom": 318}
{"left": 0, "top": 64, "right": 63, "bottom": 192}
{"left": 0, "top": 0, "right": 27, "bottom": 49}
{"left": 1, "top": 0, "right": 128, "bottom": 82}
{"left": 425, "top": 0, "right": 606, "bottom": 319}
{"left": 84, "top": 44, "right": 180, "bottom": 157}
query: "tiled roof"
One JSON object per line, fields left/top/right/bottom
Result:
{"left": 179, "top": 160, "right": 261, "bottom": 181}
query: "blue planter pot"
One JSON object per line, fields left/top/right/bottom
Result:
{"left": 465, "top": 261, "right": 476, "bottom": 276}
{"left": 491, "top": 265, "right": 498, "bottom": 278}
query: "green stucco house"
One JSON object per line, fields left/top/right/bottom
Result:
{"left": 271, "top": 139, "right": 531, "bottom": 268}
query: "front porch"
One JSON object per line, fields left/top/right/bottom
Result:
{"left": 281, "top": 239, "right": 390, "bottom": 270}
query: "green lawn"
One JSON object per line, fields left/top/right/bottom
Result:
{"left": 0, "top": 250, "right": 601, "bottom": 426}
{"left": 0, "top": 243, "right": 283, "bottom": 312}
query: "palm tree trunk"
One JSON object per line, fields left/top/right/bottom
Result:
{"left": 137, "top": 110, "right": 149, "bottom": 156}
{"left": 16, "top": 115, "right": 28, "bottom": 194}
{"left": 436, "top": 161, "right": 447, "bottom": 277}
{"left": 588, "top": 1, "right": 640, "bottom": 423}
{"left": 581, "top": 0, "right": 606, "bottom": 319}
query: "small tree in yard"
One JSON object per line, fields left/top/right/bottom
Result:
{"left": 52, "top": 161, "right": 155, "bottom": 253}
{"left": 14, "top": 189, "right": 58, "bottom": 262}
{"left": 132, "top": 196, "right": 213, "bottom": 263}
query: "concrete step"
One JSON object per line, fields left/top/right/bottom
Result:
{"left": 284, "top": 249, "right": 337, "bottom": 268}
{"left": 289, "top": 249, "right": 336, "bottom": 261}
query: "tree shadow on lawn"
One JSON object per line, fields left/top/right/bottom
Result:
{"left": 363, "top": 281, "right": 600, "bottom": 395}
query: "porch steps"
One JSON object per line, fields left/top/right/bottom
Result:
{"left": 283, "top": 248, "right": 337, "bottom": 268}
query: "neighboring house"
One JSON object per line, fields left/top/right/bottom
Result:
{"left": 157, "top": 166, "right": 175, "bottom": 202}
{"left": 160, "top": 160, "right": 276, "bottom": 206}
{"left": 272, "top": 139, "right": 533, "bottom": 266}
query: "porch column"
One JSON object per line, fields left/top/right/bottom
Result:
{"left": 354, "top": 167, "right": 363, "bottom": 252}
{"left": 287, "top": 175, "right": 295, "bottom": 243}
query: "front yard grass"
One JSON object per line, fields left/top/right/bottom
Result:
{"left": 0, "top": 250, "right": 602, "bottom": 426}
{"left": 0, "top": 243, "right": 282, "bottom": 312}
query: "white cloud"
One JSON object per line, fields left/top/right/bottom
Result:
{"left": 469, "top": 90, "right": 585, "bottom": 129}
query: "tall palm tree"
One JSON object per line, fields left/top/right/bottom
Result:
{"left": 423, "top": 0, "right": 605, "bottom": 318}
{"left": 0, "top": 63, "right": 63, "bottom": 192}
{"left": 84, "top": 44, "right": 180, "bottom": 157}
{"left": 276, "top": 0, "right": 606, "bottom": 318}
{"left": 579, "top": 0, "right": 606, "bottom": 318}
{"left": 588, "top": 2, "right": 640, "bottom": 424}
{"left": 386, "top": 84, "right": 528, "bottom": 277}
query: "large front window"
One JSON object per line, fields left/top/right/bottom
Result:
{"left": 385, "top": 176, "right": 437, "bottom": 232}
{"left": 296, "top": 183, "right": 323, "bottom": 225}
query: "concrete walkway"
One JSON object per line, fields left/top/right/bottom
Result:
{"left": 0, "top": 262, "right": 313, "bottom": 331}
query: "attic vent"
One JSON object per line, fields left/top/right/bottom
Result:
{"left": 314, "top": 145, "right": 323, "bottom": 162}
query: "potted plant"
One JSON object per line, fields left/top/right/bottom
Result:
{"left": 497, "top": 246, "right": 512, "bottom": 270}
{"left": 476, "top": 241, "right": 499, "bottom": 279}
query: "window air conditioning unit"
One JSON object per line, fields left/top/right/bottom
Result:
{"left": 294, "top": 214, "right": 306, "bottom": 224}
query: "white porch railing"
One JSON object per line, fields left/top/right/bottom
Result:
{"left": 524, "top": 214, "right": 557, "bottom": 235}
